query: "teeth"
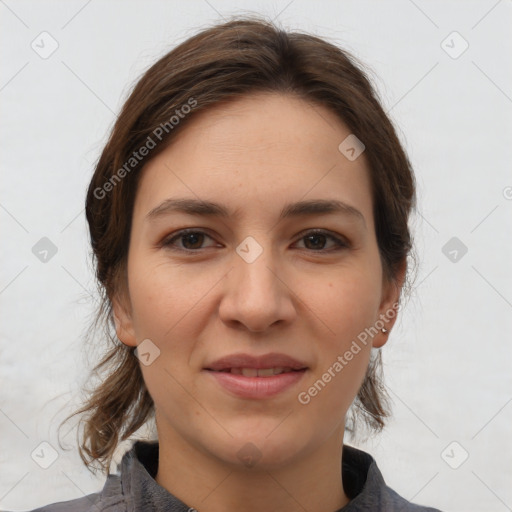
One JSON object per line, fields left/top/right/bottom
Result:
{"left": 230, "top": 367, "right": 291, "bottom": 377}
{"left": 241, "top": 368, "right": 259, "bottom": 377}
{"left": 212, "top": 367, "right": 302, "bottom": 376}
{"left": 257, "top": 368, "right": 277, "bottom": 377}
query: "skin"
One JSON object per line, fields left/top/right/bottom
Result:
{"left": 113, "top": 92, "right": 405, "bottom": 512}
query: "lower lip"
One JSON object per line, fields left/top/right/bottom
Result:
{"left": 204, "top": 369, "right": 307, "bottom": 399}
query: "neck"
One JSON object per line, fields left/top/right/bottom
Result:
{"left": 154, "top": 424, "right": 349, "bottom": 512}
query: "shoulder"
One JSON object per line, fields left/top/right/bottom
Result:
{"left": 341, "top": 444, "right": 443, "bottom": 511}
{"left": 369, "top": 480, "right": 443, "bottom": 511}
{"left": 20, "top": 493, "right": 101, "bottom": 512}
{"left": 15, "top": 474, "right": 126, "bottom": 512}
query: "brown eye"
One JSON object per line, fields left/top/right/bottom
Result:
{"left": 179, "top": 232, "right": 206, "bottom": 250}
{"left": 162, "top": 230, "right": 216, "bottom": 251}
{"left": 295, "top": 230, "right": 349, "bottom": 252}
{"left": 303, "top": 233, "right": 328, "bottom": 250}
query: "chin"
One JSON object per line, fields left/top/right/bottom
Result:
{"left": 207, "top": 428, "right": 310, "bottom": 471}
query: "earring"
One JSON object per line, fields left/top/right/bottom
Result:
{"left": 381, "top": 328, "right": 388, "bottom": 334}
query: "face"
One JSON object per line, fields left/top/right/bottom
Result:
{"left": 113, "top": 93, "right": 403, "bottom": 470}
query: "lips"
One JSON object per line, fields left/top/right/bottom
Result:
{"left": 204, "top": 352, "right": 308, "bottom": 372}
{"left": 216, "top": 367, "right": 301, "bottom": 377}
{"left": 203, "top": 353, "right": 309, "bottom": 398}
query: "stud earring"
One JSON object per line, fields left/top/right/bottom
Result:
{"left": 381, "top": 328, "right": 388, "bottom": 334}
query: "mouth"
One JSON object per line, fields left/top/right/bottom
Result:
{"left": 203, "top": 352, "right": 309, "bottom": 399}
{"left": 206, "top": 367, "right": 306, "bottom": 377}
{"left": 204, "top": 352, "right": 308, "bottom": 372}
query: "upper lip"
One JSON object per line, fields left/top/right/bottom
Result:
{"left": 204, "top": 352, "right": 308, "bottom": 371}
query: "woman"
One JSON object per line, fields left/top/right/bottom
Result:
{"left": 24, "top": 15, "right": 442, "bottom": 512}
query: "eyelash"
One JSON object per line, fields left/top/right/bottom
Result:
{"left": 160, "top": 228, "right": 350, "bottom": 254}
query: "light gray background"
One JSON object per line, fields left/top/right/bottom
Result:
{"left": 1, "top": 1, "right": 511, "bottom": 511}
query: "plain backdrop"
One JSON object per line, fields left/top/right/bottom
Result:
{"left": 1, "top": 1, "right": 511, "bottom": 511}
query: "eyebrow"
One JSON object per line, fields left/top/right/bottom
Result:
{"left": 146, "top": 197, "right": 366, "bottom": 228}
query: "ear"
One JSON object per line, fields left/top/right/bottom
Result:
{"left": 372, "top": 259, "right": 407, "bottom": 349}
{"left": 112, "top": 293, "right": 137, "bottom": 348}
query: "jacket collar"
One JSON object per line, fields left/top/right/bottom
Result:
{"left": 115, "top": 439, "right": 384, "bottom": 511}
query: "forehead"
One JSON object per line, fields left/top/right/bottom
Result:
{"left": 133, "top": 93, "right": 374, "bottom": 226}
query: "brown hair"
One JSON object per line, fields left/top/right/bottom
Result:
{"left": 59, "top": 14, "right": 416, "bottom": 475}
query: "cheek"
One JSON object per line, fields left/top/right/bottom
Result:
{"left": 127, "top": 258, "right": 212, "bottom": 340}
{"left": 126, "top": 262, "right": 208, "bottom": 426}
{"left": 304, "top": 262, "right": 382, "bottom": 343}
{"left": 125, "top": 257, "right": 221, "bottom": 401}
{"left": 297, "top": 263, "right": 382, "bottom": 409}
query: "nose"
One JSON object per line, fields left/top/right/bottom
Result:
{"left": 218, "top": 243, "right": 297, "bottom": 333}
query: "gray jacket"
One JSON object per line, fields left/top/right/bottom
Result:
{"left": 16, "top": 440, "right": 443, "bottom": 511}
